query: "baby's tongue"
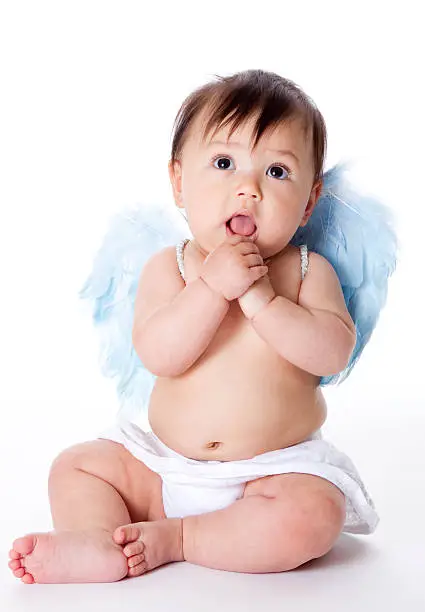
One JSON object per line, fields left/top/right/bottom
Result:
{"left": 229, "top": 215, "right": 256, "bottom": 236}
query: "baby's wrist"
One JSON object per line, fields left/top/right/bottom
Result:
{"left": 239, "top": 291, "right": 276, "bottom": 320}
{"left": 198, "top": 275, "right": 228, "bottom": 303}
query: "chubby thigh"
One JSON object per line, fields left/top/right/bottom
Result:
{"left": 49, "top": 438, "right": 167, "bottom": 523}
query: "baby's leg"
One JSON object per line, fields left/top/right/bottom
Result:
{"left": 8, "top": 439, "right": 168, "bottom": 584}
{"left": 179, "top": 473, "right": 345, "bottom": 573}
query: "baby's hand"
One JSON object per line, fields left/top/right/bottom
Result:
{"left": 200, "top": 235, "right": 268, "bottom": 301}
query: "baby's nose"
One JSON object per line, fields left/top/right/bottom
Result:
{"left": 237, "top": 191, "right": 259, "bottom": 200}
{"left": 235, "top": 172, "right": 262, "bottom": 200}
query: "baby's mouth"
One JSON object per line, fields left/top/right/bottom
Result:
{"left": 226, "top": 214, "right": 257, "bottom": 237}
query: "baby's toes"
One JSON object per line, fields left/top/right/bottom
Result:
{"left": 8, "top": 558, "right": 23, "bottom": 571}
{"left": 113, "top": 524, "right": 141, "bottom": 546}
{"left": 8, "top": 555, "right": 35, "bottom": 583}
{"left": 9, "top": 549, "right": 22, "bottom": 560}
{"left": 128, "top": 553, "right": 145, "bottom": 568}
{"left": 12, "top": 535, "right": 36, "bottom": 556}
{"left": 123, "top": 540, "right": 145, "bottom": 558}
{"left": 13, "top": 567, "right": 26, "bottom": 579}
{"left": 128, "top": 561, "right": 148, "bottom": 577}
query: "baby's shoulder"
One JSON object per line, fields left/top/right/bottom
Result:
{"left": 281, "top": 245, "right": 333, "bottom": 275}
{"left": 272, "top": 243, "right": 305, "bottom": 275}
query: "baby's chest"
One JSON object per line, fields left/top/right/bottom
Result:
{"left": 181, "top": 250, "right": 309, "bottom": 388}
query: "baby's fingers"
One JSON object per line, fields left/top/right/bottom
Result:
{"left": 245, "top": 254, "right": 265, "bottom": 268}
{"left": 250, "top": 265, "right": 269, "bottom": 280}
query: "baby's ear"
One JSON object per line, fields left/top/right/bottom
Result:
{"left": 313, "top": 179, "right": 323, "bottom": 201}
{"left": 168, "top": 160, "right": 184, "bottom": 208}
{"left": 300, "top": 179, "right": 323, "bottom": 227}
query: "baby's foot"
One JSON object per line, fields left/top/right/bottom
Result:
{"left": 113, "top": 518, "right": 183, "bottom": 577}
{"left": 8, "top": 528, "right": 128, "bottom": 584}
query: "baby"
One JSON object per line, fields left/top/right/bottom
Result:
{"left": 8, "top": 69, "right": 379, "bottom": 584}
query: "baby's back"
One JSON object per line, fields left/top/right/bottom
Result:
{"left": 148, "top": 241, "right": 327, "bottom": 461}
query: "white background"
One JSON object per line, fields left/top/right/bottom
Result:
{"left": 1, "top": 1, "right": 424, "bottom": 610}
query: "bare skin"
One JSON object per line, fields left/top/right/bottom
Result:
{"left": 8, "top": 440, "right": 181, "bottom": 583}
{"left": 113, "top": 519, "right": 183, "bottom": 574}
{"left": 8, "top": 521, "right": 184, "bottom": 583}
{"left": 8, "top": 529, "right": 130, "bottom": 584}
{"left": 148, "top": 239, "right": 328, "bottom": 461}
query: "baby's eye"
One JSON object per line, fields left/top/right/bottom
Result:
{"left": 266, "top": 165, "right": 289, "bottom": 180}
{"left": 212, "top": 156, "right": 234, "bottom": 170}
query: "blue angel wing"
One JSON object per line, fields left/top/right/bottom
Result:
{"left": 79, "top": 202, "right": 190, "bottom": 420}
{"left": 290, "top": 162, "right": 398, "bottom": 385}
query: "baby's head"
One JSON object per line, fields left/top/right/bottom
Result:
{"left": 168, "top": 69, "right": 326, "bottom": 259}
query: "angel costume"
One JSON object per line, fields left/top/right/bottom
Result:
{"left": 80, "top": 163, "right": 397, "bottom": 534}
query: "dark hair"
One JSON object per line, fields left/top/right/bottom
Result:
{"left": 170, "top": 69, "right": 327, "bottom": 187}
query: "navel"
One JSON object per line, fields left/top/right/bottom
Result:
{"left": 205, "top": 441, "right": 222, "bottom": 450}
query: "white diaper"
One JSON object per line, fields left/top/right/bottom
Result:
{"left": 98, "top": 419, "right": 379, "bottom": 535}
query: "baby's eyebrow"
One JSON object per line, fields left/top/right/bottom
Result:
{"left": 267, "top": 148, "right": 300, "bottom": 165}
{"left": 207, "top": 140, "right": 300, "bottom": 165}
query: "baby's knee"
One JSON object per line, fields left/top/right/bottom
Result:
{"left": 291, "top": 492, "right": 346, "bottom": 565}
{"left": 48, "top": 439, "right": 129, "bottom": 484}
{"left": 270, "top": 489, "right": 345, "bottom": 570}
{"left": 47, "top": 439, "right": 164, "bottom": 523}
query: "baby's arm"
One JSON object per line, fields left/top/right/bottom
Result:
{"left": 132, "top": 247, "right": 229, "bottom": 377}
{"left": 248, "top": 252, "right": 356, "bottom": 376}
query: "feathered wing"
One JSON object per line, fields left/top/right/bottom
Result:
{"left": 290, "top": 162, "right": 398, "bottom": 385}
{"left": 79, "top": 202, "right": 190, "bottom": 420}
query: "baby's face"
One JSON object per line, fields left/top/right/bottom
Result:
{"left": 169, "top": 107, "right": 322, "bottom": 259}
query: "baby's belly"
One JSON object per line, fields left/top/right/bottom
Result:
{"left": 148, "top": 358, "right": 327, "bottom": 462}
